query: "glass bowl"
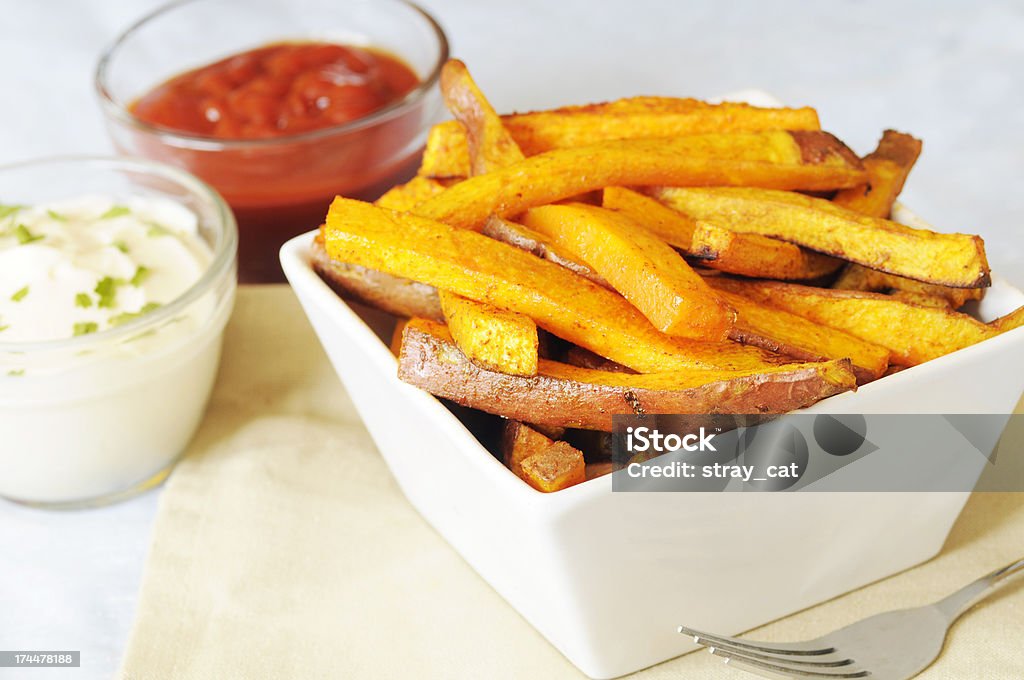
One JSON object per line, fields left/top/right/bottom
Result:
{"left": 95, "top": 0, "right": 449, "bottom": 282}
{"left": 0, "top": 156, "right": 237, "bottom": 509}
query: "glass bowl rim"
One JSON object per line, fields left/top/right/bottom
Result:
{"left": 0, "top": 155, "right": 238, "bottom": 354}
{"left": 93, "top": 0, "right": 450, "bottom": 151}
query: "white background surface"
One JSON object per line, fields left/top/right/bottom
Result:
{"left": 1, "top": 1, "right": 1021, "bottom": 678}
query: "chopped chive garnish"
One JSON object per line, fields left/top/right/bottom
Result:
{"left": 47, "top": 209, "right": 67, "bottom": 221}
{"left": 7, "top": 369, "right": 25, "bottom": 377}
{"left": 100, "top": 205, "right": 131, "bottom": 219}
{"left": 130, "top": 265, "right": 151, "bottom": 287}
{"left": 10, "top": 286, "right": 29, "bottom": 302}
{"left": 0, "top": 324, "right": 8, "bottom": 333}
{"left": 14, "top": 224, "right": 44, "bottom": 245}
{"left": 146, "top": 222, "right": 172, "bottom": 238}
{"left": 94, "top": 277, "right": 119, "bottom": 309}
{"left": 73, "top": 321, "right": 99, "bottom": 336}
{"left": 113, "top": 240, "right": 130, "bottom": 254}
{"left": 109, "top": 302, "right": 162, "bottom": 327}
{"left": 0, "top": 204, "right": 25, "bottom": 220}
{"left": 75, "top": 292, "right": 93, "bottom": 308}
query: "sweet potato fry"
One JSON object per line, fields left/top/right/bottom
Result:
{"left": 502, "top": 420, "right": 552, "bottom": 478}
{"left": 651, "top": 187, "right": 990, "bottom": 288}
{"left": 481, "top": 215, "right": 608, "bottom": 286}
{"left": 706, "top": 277, "right": 998, "bottom": 365}
{"left": 564, "top": 345, "right": 635, "bottom": 374}
{"left": 375, "top": 176, "right": 450, "bottom": 211}
{"left": 506, "top": 98, "right": 822, "bottom": 156}
{"left": 886, "top": 291, "right": 952, "bottom": 309}
{"left": 833, "top": 130, "right": 923, "bottom": 219}
{"left": 434, "top": 60, "right": 544, "bottom": 377}
{"left": 521, "top": 443, "right": 586, "bottom": 492}
{"left": 439, "top": 292, "right": 538, "bottom": 376}
{"left": 413, "top": 131, "right": 866, "bottom": 230}
{"left": 601, "top": 187, "right": 841, "bottom": 280}
{"left": 993, "top": 306, "right": 1024, "bottom": 334}
{"left": 502, "top": 421, "right": 585, "bottom": 492}
{"left": 390, "top": 318, "right": 409, "bottom": 357}
{"left": 601, "top": 186, "right": 697, "bottom": 250}
{"left": 521, "top": 203, "right": 735, "bottom": 340}
{"left": 418, "top": 98, "right": 821, "bottom": 178}
{"left": 397, "top": 319, "right": 857, "bottom": 431}
{"left": 325, "top": 198, "right": 787, "bottom": 373}
{"left": 688, "top": 221, "right": 843, "bottom": 281}
{"left": 828, "top": 131, "right": 979, "bottom": 306}
{"left": 441, "top": 59, "right": 525, "bottom": 173}
{"left": 831, "top": 264, "right": 983, "bottom": 309}
{"left": 713, "top": 288, "right": 890, "bottom": 382}
{"left": 311, "top": 233, "right": 442, "bottom": 321}
{"left": 419, "top": 120, "right": 471, "bottom": 179}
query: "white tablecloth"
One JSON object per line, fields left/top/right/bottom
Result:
{"left": 1, "top": 2, "right": 1022, "bottom": 678}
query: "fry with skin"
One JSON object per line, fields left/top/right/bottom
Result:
{"left": 601, "top": 187, "right": 841, "bottom": 280}
{"left": 706, "top": 277, "right": 998, "bottom": 365}
{"left": 324, "top": 197, "right": 786, "bottom": 373}
{"left": 502, "top": 421, "right": 585, "bottom": 492}
{"left": 311, "top": 234, "right": 443, "bottom": 321}
{"left": 714, "top": 289, "right": 890, "bottom": 382}
{"left": 520, "top": 443, "right": 586, "bottom": 492}
{"left": 830, "top": 130, "right": 983, "bottom": 306}
{"left": 521, "top": 203, "right": 735, "bottom": 340}
{"left": 440, "top": 59, "right": 525, "bottom": 173}
{"left": 413, "top": 130, "right": 866, "bottom": 230}
{"left": 482, "top": 215, "right": 608, "bottom": 286}
{"left": 651, "top": 186, "right": 990, "bottom": 288}
{"left": 688, "top": 221, "right": 843, "bottom": 281}
{"left": 833, "top": 130, "right": 922, "bottom": 219}
{"left": 832, "top": 264, "right": 983, "bottom": 309}
{"left": 436, "top": 59, "right": 539, "bottom": 376}
{"left": 397, "top": 319, "right": 857, "bottom": 431}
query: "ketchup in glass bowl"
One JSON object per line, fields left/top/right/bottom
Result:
{"left": 96, "top": 0, "right": 448, "bottom": 282}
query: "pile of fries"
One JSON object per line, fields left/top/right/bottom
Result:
{"left": 314, "top": 59, "right": 1024, "bottom": 493}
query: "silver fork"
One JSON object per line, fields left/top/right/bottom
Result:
{"left": 679, "top": 556, "right": 1024, "bottom": 679}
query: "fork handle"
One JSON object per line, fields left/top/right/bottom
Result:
{"left": 934, "top": 556, "right": 1024, "bottom": 622}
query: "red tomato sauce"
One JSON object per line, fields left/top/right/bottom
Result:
{"left": 123, "top": 42, "right": 425, "bottom": 282}
{"left": 131, "top": 42, "right": 419, "bottom": 139}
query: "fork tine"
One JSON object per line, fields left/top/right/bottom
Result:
{"left": 709, "top": 647, "right": 870, "bottom": 678}
{"left": 703, "top": 641, "right": 855, "bottom": 668}
{"left": 678, "top": 625, "right": 835, "bottom": 656}
{"left": 713, "top": 654, "right": 807, "bottom": 680}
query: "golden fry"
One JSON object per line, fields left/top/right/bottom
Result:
{"left": 418, "top": 98, "right": 821, "bottom": 178}
{"left": 414, "top": 131, "right": 866, "bottom": 230}
{"left": 714, "top": 288, "right": 890, "bottom": 382}
{"left": 601, "top": 186, "right": 697, "bottom": 250}
{"left": 652, "top": 186, "right": 990, "bottom": 288}
{"left": 707, "top": 277, "right": 997, "bottom": 365}
{"left": 833, "top": 130, "right": 923, "bottom": 219}
{"left": 522, "top": 203, "right": 735, "bottom": 340}
{"left": 689, "top": 221, "right": 843, "bottom": 281}
{"left": 397, "top": 319, "right": 857, "bottom": 431}
{"left": 440, "top": 59, "right": 525, "bottom": 173}
{"left": 325, "top": 197, "right": 786, "bottom": 373}
{"left": 375, "top": 176, "right": 450, "bottom": 211}
{"left": 439, "top": 291, "right": 538, "bottom": 376}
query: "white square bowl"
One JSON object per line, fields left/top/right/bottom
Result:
{"left": 281, "top": 224, "right": 1024, "bottom": 679}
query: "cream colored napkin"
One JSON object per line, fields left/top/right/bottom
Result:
{"left": 119, "top": 286, "right": 1024, "bottom": 680}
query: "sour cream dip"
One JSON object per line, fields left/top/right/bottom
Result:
{"left": 0, "top": 157, "right": 237, "bottom": 508}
